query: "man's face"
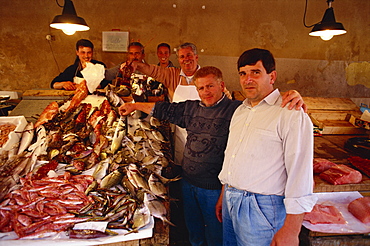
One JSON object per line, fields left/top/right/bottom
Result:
{"left": 128, "top": 45, "right": 145, "bottom": 63}
{"left": 195, "top": 74, "right": 225, "bottom": 107}
{"left": 76, "top": 46, "right": 93, "bottom": 64}
{"left": 177, "top": 47, "right": 198, "bottom": 76}
{"left": 239, "top": 60, "right": 276, "bottom": 106}
{"left": 157, "top": 46, "right": 170, "bottom": 66}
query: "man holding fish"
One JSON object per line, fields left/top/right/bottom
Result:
{"left": 119, "top": 64, "right": 306, "bottom": 245}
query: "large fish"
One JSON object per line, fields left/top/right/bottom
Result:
{"left": 34, "top": 101, "right": 59, "bottom": 128}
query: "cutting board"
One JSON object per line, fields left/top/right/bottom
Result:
{"left": 22, "top": 89, "right": 74, "bottom": 100}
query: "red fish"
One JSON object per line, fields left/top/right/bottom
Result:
{"left": 65, "top": 80, "right": 88, "bottom": 113}
{"left": 34, "top": 101, "right": 59, "bottom": 128}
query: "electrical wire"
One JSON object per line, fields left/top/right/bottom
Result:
{"left": 303, "top": 0, "right": 317, "bottom": 28}
{"left": 47, "top": 22, "right": 61, "bottom": 73}
{"left": 48, "top": 39, "right": 61, "bottom": 73}
{"left": 56, "top": 0, "right": 63, "bottom": 8}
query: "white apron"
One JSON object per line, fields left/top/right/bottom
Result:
{"left": 172, "top": 78, "right": 200, "bottom": 166}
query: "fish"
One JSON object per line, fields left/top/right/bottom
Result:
{"left": 142, "top": 155, "right": 160, "bottom": 166}
{"left": 138, "top": 119, "right": 151, "bottom": 131}
{"left": 69, "top": 229, "right": 109, "bottom": 239}
{"left": 17, "top": 122, "right": 35, "bottom": 155}
{"left": 92, "top": 157, "right": 111, "bottom": 181}
{"left": 100, "top": 169, "right": 124, "bottom": 189}
{"left": 110, "top": 116, "right": 125, "bottom": 154}
{"left": 144, "top": 193, "right": 175, "bottom": 226}
{"left": 149, "top": 117, "right": 161, "bottom": 128}
{"left": 127, "top": 164, "right": 150, "bottom": 190}
{"left": 131, "top": 205, "right": 151, "bottom": 230}
{"left": 65, "top": 80, "right": 88, "bottom": 113}
{"left": 34, "top": 101, "right": 59, "bottom": 128}
{"left": 19, "top": 229, "right": 59, "bottom": 240}
{"left": 152, "top": 130, "right": 166, "bottom": 142}
{"left": 148, "top": 173, "right": 168, "bottom": 199}
{"left": 106, "top": 84, "right": 124, "bottom": 107}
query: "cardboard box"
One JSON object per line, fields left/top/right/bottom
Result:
{"left": 0, "top": 116, "right": 27, "bottom": 154}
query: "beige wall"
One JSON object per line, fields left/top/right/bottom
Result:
{"left": 0, "top": 0, "right": 369, "bottom": 99}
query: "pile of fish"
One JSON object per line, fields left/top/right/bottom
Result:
{"left": 0, "top": 81, "right": 178, "bottom": 240}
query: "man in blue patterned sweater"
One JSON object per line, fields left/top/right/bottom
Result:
{"left": 119, "top": 66, "right": 241, "bottom": 246}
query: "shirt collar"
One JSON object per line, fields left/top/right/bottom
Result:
{"left": 199, "top": 93, "right": 226, "bottom": 108}
{"left": 180, "top": 65, "right": 201, "bottom": 84}
{"left": 243, "top": 88, "right": 280, "bottom": 107}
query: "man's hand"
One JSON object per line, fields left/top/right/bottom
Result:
{"left": 215, "top": 186, "right": 224, "bottom": 223}
{"left": 119, "top": 61, "right": 139, "bottom": 72}
{"left": 281, "top": 90, "right": 307, "bottom": 113}
{"left": 119, "top": 102, "right": 155, "bottom": 116}
{"left": 53, "top": 81, "right": 76, "bottom": 91}
{"left": 270, "top": 213, "right": 304, "bottom": 246}
{"left": 119, "top": 102, "right": 137, "bottom": 116}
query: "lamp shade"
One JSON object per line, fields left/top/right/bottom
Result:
{"left": 309, "top": 7, "right": 346, "bottom": 40}
{"left": 50, "top": 0, "right": 89, "bottom": 35}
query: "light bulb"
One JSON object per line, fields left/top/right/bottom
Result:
{"left": 62, "top": 29, "right": 76, "bottom": 35}
{"left": 320, "top": 34, "right": 333, "bottom": 41}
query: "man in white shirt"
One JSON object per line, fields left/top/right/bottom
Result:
{"left": 216, "top": 48, "right": 317, "bottom": 246}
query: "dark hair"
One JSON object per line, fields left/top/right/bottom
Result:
{"left": 176, "top": 42, "right": 197, "bottom": 56}
{"left": 157, "top": 43, "right": 171, "bottom": 51}
{"left": 128, "top": 42, "right": 144, "bottom": 54}
{"left": 76, "top": 39, "right": 94, "bottom": 50}
{"left": 193, "top": 66, "right": 223, "bottom": 83}
{"left": 237, "top": 48, "right": 275, "bottom": 74}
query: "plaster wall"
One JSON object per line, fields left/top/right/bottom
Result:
{"left": 0, "top": 0, "right": 369, "bottom": 99}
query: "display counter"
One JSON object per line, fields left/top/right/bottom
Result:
{"left": 301, "top": 134, "right": 370, "bottom": 245}
{"left": 5, "top": 91, "right": 171, "bottom": 245}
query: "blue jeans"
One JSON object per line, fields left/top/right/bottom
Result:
{"left": 181, "top": 179, "right": 223, "bottom": 246}
{"left": 222, "top": 185, "right": 286, "bottom": 246}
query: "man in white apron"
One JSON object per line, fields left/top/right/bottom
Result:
{"left": 129, "top": 43, "right": 204, "bottom": 166}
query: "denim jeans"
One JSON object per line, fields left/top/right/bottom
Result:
{"left": 222, "top": 185, "right": 286, "bottom": 246}
{"left": 181, "top": 179, "right": 223, "bottom": 246}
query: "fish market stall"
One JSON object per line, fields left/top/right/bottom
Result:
{"left": 0, "top": 82, "right": 174, "bottom": 245}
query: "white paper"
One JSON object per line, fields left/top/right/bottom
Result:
{"left": 0, "top": 217, "right": 154, "bottom": 246}
{"left": 81, "top": 63, "right": 105, "bottom": 93}
{"left": 302, "top": 191, "right": 370, "bottom": 234}
{"left": 73, "top": 222, "right": 108, "bottom": 232}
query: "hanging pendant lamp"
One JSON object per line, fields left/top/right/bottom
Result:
{"left": 308, "top": 0, "right": 346, "bottom": 41}
{"left": 50, "top": 0, "right": 90, "bottom": 35}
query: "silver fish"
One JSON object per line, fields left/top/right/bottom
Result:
{"left": 144, "top": 193, "right": 175, "bottom": 226}
{"left": 17, "top": 122, "right": 35, "bottom": 155}
{"left": 149, "top": 117, "right": 161, "bottom": 128}
{"left": 152, "top": 130, "right": 166, "bottom": 142}
{"left": 100, "top": 169, "right": 123, "bottom": 189}
{"left": 132, "top": 205, "right": 151, "bottom": 230}
{"left": 127, "top": 164, "right": 149, "bottom": 190}
{"left": 148, "top": 173, "right": 168, "bottom": 199}
{"left": 93, "top": 157, "right": 111, "bottom": 181}
{"left": 138, "top": 119, "right": 152, "bottom": 130}
{"left": 142, "top": 155, "right": 159, "bottom": 166}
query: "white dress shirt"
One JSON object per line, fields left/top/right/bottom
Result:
{"left": 219, "top": 89, "right": 317, "bottom": 214}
